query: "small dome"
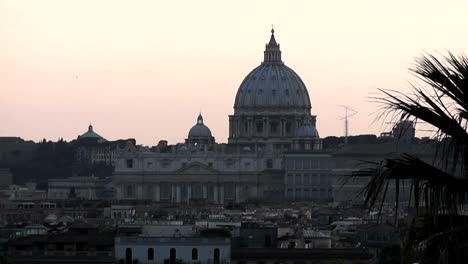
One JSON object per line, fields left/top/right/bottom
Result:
{"left": 295, "top": 121, "right": 319, "bottom": 138}
{"left": 79, "top": 124, "right": 105, "bottom": 141}
{"left": 188, "top": 114, "right": 213, "bottom": 138}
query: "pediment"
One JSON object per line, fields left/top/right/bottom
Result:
{"left": 175, "top": 162, "right": 220, "bottom": 175}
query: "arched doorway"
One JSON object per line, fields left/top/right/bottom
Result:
{"left": 213, "top": 248, "right": 220, "bottom": 263}
{"left": 125, "top": 248, "right": 132, "bottom": 264}
{"left": 169, "top": 248, "right": 176, "bottom": 264}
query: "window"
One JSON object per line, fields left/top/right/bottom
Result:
{"left": 214, "top": 248, "right": 220, "bottom": 264}
{"left": 148, "top": 248, "right": 154, "bottom": 260}
{"left": 125, "top": 248, "right": 132, "bottom": 264}
{"left": 285, "top": 89, "right": 289, "bottom": 96}
{"left": 191, "top": 248, "right": 198, "bottom": 260}
{"left": 311, "top": 160, "right": 318, "bottom": 169}
{"left": 294, "top": 159, "right": 302, "bottom": 170}
{"left": 256, "top": 122, "right": 263, "bottom": 133}
{"left": 225, "top": 159, "right": 234, "bottom": 169}
{"left": 270, "top": 122, "right": 278, "bottom": 133}
{"left": 295, "top": 174, "right": 301, "bottom": 185}
{"left": 266, "top": 159, "right": 273, "bottom": 169}
{"left": 265, "top": 235, "right": 272, "bottom": 247}
{"left": 304, "top": 174, "right": 310, "bottom": 185}
{"left": 170, "top": 248, "right": 176, "bottom": 264}
{"left": 208, "top": 162, "right": 213, "bottom": 167}
{"left": 296, "top": 188, "right": 301, "bottom": 198}
{"left": 286, "top": 174, "right": 293, "bottom": 185}
{"left": 161, "top": 160, "right": 170, "bottom": 168}
{"left": 285, "top": 122, "right": 291, "bottom": 133}
{"left": 146, "top": 161, "right": 153, "bottom": 169}
{"left": 126, "top": 159, "right": 133, "bottom": 168}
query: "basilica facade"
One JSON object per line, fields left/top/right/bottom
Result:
{"left": 113, "top": 30, "right": 331, "bottom": 204}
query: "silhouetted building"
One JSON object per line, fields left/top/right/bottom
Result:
{"left": 113, "top": 29, "right": 322, "bottom": 204}
{"left": 75, "top": 124, "right": 135, "bottom": 166}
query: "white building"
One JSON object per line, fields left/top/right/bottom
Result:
{"left": 115, "top": 224, "right": 230, "bottom": 264}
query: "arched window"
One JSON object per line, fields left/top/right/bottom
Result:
{"left": 147, "top": 248, "right": 154, "bottom": 261}
{"left": 125, "top": 248, "right": 132, "bottom": 264}
{"left": 191, "top": 248, "right": 198, "bottom": 260}
{"left": 213, "top": 248, "right": 220, "bottom": 264}
{"left": 169, "top": 248, "right": 176, "bottom": 264}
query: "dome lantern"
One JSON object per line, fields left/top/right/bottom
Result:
{"left": 263, "top": 28, "right": 282, "bottom": 64}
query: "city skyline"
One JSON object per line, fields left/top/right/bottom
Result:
{"left": 2, "top": 0, "right": 468, "bottom": 145}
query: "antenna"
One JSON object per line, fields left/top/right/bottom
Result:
{"left": 339, "top": 105, "right": 358, "bottom": 144}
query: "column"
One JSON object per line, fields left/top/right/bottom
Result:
{"left": 202, "top": 184, "right": 208, "bottom": 199}
{"left": 176, "top": 185, "right": 181, "bottom": 203}
{"left": 137, "top": 185, "right": 143, "bottom": 200}
{"left": 155, "top": 184, "right": 160, "bottom": 202}
{"left": 116, "top": 185, "right": 123, "bottom": 200}
{"left": 187, "top": 184, "right": 192, "bottom": 204}
{"left": 235, "top": 184, "right": 240, "bottom": 203}
{"left": 171, "top": 184, "right": 175, "bottom": 203}
{"left": 281, "top": 119, "right": 285, "bottom": 136}
{"left": 219, "top": 184, "right": 225, "bottom": 204}
{"left": 203, "top": 184, "right": 208, "bottom": 199}
{"left": 213, "top": 185, "right": 219, "bottom": 204}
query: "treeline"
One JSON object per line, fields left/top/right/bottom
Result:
{"left": 9, "top": 139, "right": 113, "bottom": 190}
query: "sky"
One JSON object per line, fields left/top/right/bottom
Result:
{"left": 1, "top": 0, "right": 468, "bottom": 146}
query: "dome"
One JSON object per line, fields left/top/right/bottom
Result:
{"left": 295, "top": 123, "right": 319, "bottom": 138}
{"left": 188, "top": 114, "right": 213, "bottom": 138}
{"left": 234, "top": 29, "right": 311, "bottom": 112}
{"left": 79, "top": 124, "right": 105, "bottom": 141}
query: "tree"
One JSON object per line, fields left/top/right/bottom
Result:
{"left": 353, "top": 52, "right": 468, "bottom": 264}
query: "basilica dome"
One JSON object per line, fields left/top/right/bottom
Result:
{"left": 234, "top": 29, "right": 311, "bottom": 113}
{"left": 188, "top": 114, "right": 213, "bottom": 138}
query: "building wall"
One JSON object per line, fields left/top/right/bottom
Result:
{"left": 284, "top": 153, "right": 333, "bottom": 201}
{"left": 115, "top": 237, "right": 230, "bottom": 264}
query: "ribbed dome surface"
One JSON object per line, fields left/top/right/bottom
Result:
{"left": 234, "top": 63, "right": 311, "bottom": 111}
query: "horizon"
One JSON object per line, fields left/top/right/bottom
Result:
{"left": 2, "top": 0, "right": 468, "bottom": 145}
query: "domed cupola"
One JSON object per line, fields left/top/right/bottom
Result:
{"left": 186, "top": 113, "right": 215, "bottom": 145}
{"left": 295, "top": 118, "right": 319, "bottom": 138}
{"left": 77, "top": 124, "right": 106, "bottom": 143}
{"left": 233, "top": 28, "right": 312, "bottom": 113}
{"left": 228, "top": 29, "right": 318, "bottom": 147}
{"left": 293, "top": 117, "right": 322, "bottom": 151}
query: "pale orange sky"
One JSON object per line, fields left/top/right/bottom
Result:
{"left": 1, "top": 0, "right": 467, "bottom": 145}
